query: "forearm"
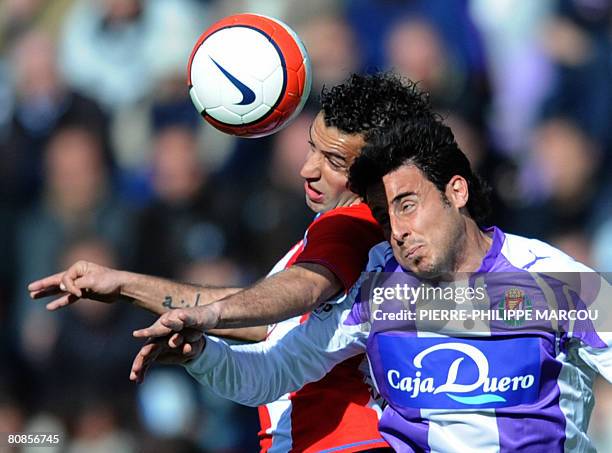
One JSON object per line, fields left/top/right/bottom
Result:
{"left": 185, "top": 304, "right": 364, "bottom": 406}
{"left": 207, "top": 263, "right": 342, "bottom": 329}
{"left": 118, "top": 271, "right": 241, "bottom": 315}
{"left": 207, "top": 326, "right": 268, "bottom": 343}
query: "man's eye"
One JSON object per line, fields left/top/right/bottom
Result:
{"left": 327, "top": 158, "right": 344, "bottom": 169}
{"left": 401, "top": 202, "right": 415, "bottom": 213}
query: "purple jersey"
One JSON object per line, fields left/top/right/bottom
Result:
{"left": 348, "top": 227, "right": 610, "bottom": 452}
{"left": 185, "top": 228, "right": 611, "bottom": 452}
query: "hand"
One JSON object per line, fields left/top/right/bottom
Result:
{"left": 130, "top": 328, "right": 205, "bottom": 383}
{"left": 132, "top": 305, "right": 220, "bottom": 339}
{"left": 28, "top": 261, "right": 124, "bottom": 310}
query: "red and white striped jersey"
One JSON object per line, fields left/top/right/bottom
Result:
{"left": 256, "top": 203, "right": 388, "bottom": 452}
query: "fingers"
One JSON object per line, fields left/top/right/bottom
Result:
{"left": 167, "top": 330, "right": 201, "bottom": 348}
{"left": 28, "top": 273, "right": 64, "bottom": 299}
{"left": 168, "top": 333, "right": 184, "bottom": 349}
{"left": 29, "top": 270, "right": 80, "bottom": 311}
{"left": 29, "top": 286, "right": 65, "bottom": 300}
{"left": 130, "top": 342, "right": 160, "bottom": 383}
{"left": 61, "top": 263, "right": 86, "bottom": 298}
{"left": 161, "top": 313, "right": 187, "bottom": 331}
{"left": 27, "top": 272, "right": 63, "bottom": 292}
{"left": 130, "top": 333, "right": 204, "bottom": 383}
{"left": 133, "top": 319, "right": 173, "bottom": 339}
{"left": 45, "top": 293, "right": 79, "bottom": 311}
{"left": 30, "top": 262, "right": 89, "bottom": 301}
{"left": 133, "top": 309, "right": 208, "bottom": 340}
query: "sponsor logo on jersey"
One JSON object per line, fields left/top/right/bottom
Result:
{"left": 375, "top": 335, "right": 540, "bottom": 409}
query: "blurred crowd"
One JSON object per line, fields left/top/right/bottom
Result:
{"left": 0, "top": 0, "right": 610, "bottom": 451}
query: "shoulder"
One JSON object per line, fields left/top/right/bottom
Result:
{"left": 303, "top": 203, "right": 383, "bottom": 245}
{"left": 365, "top": 241, "right": 395, "bottom": 272}
{"left": 501, "top": 232, "right": 594, "bottom": 272}
{"left": 309, "top": 203, "right": 378, "bottom": 230}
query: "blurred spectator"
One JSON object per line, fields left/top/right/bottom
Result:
{"left": 108, "top": 0, "right": 213, "bottom": 175}
{"left": 47, "top": 236, "right": 149, "bottom": 399}
{"left": 443, "top": 112, "right": 520, "bottom": 229}
{"left": 19, "top": 235, "right": 148, "bottom": 451}
{"left": 510, "top": 117, "right": 601, "bottom": 238}
{"left": 110, "top": 62, "right": 209, "bottom": 183}
{"left": 0, "top": 391, "right": 25, "bottom": 434}
{"left": 226, "top": 110, "right": 315, "bottom": 272}
{"left": 66, "top": 396, "right": 134, "bottom": 453}
{"left": 175, "top": 257, "right": 259, "bottom": 452}
{"left": 214, "top": 0, "right": 340, "bottom": 26}
{"left": 22, "top": 412, "right": 65, "bottom": 453}
{"left": 345, "top": 0, "right": 489, "bottom": 79}
{"left": 549, "top": 228, "right": 595, "bottom": 266}
{"left": 0, "top": 0, "right": 76, "bottom": 53}
{"left": 298, "top": 15, "right": 360, "bottom": 95}
{"left": 14, "top": 126, "right": 132, "bottom": 368}
{"left": 180, "top": 258, "right": 245, "bottom": 288}
{"left": 132, "top": 125, "right": 239, "bottom": 278}
{"left": 0, "top": 29, "right": 110, "bottom": 208}
{"left": 469, "top": 0, "right": 556, "bottom": 154}
{"left": 386, "top": 17, "right": 490, "bottom": 126}
{"left": 539, "top": 0, "right": 612, "bottom": 164}
{"left": 0, "top": 390, "right": 26, "bottom": 453}
{"left": 59, "top": 0, "right": 206, "bottom": 110}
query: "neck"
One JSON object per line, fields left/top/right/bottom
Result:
{"left": 454, "top": 218, "right": 493, "bottom": 274}
{"left": 342, "top": 195, "right": 362, "bottom": 208}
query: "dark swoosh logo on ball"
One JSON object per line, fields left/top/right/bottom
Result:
{"left": 210, "top": 57, "right": 256, "bottom": 105}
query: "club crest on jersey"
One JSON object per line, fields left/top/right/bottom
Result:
{"left": 375, "top": 335, "right": 541, "bottom": 409}
{"left": 497, "top": 288, "right": 533, "bottom": 327}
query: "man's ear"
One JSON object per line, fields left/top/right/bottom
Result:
{"left": 445, "top": 175, "right": 469, "bottom": 209}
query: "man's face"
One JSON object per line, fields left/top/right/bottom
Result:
{"left": 383, "top": 164, "right": 465, "bottom": 277}
{"left": 300, "top": 112, "right": 364, "bottom": 213}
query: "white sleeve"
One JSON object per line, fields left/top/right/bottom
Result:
{"left": 572, "top": 274, "right": 612, "bottom": 382}
{"left": 577, "top": 333, "right": 612, "bottom": 383}
{"left": 183, "top": 295, "right": 368, "bottom": 406}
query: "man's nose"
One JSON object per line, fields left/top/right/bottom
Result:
{"left": 390, "top": 214, "right": 409, "bottom": 245}
{"left": 299, "top": 150, "right": 321, "bottom": 180}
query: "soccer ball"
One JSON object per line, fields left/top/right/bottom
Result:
{"left": 187, "top": 13, "right": 312, "bottom": 138}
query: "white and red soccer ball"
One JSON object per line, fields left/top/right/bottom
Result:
{"left": 187, "top": 13, "right": 312, "bottom": 138}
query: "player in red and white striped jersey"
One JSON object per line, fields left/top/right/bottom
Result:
{"left": 256, "top": 201, "right": 386, "bottom": 452}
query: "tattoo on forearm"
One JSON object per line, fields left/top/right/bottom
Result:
{"left": 163, "top": 293, "right": 202, "bottom": 309}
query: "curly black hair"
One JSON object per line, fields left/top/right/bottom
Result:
{"left": 320, "top": 72, "right": 436, "bottom": 141}
{"left": 348, "top": 118, "right": 491, "bottom": 225}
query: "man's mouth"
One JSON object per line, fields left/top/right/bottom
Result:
{"left": 405, "top": 245, "right": 423, "bottom": 259}
{"left": 304, "top": 182, "right": 324, "bottom": 203}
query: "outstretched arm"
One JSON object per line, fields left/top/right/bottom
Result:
{"left": 121, "top": 271, "right": 269, "bottom": 340}
{"left": 133, "top": 262, "right": 342, "bottom": 336}
{"left": 131, "top": 297, "right": 367, "bottom": 406}
{"left": 28, "top": 261, "right": 241, "bottom": 315}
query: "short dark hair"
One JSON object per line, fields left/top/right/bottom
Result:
{"left": 320, "top": 72, "right": 435, "bottom": 141}
{"left": 348, "top": 118, "right": 491, "bottom": 225}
